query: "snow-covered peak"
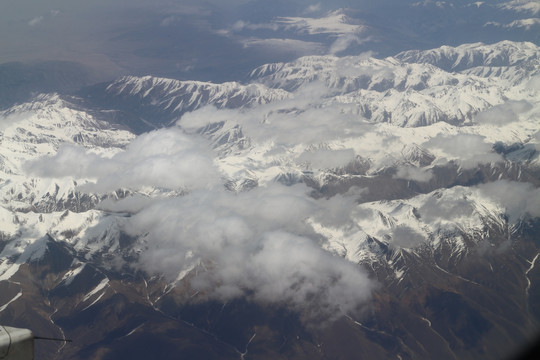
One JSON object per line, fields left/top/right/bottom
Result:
{"left": 395, "top": 40, "right": 539, "bottom": 71}
{"left": 250, "top": 54, "right": 461, "bottom": 93}
{"left": 0, "top": 93, "right": 133, "bottom": 153}
{"left": 246, "top": 41, "right": 539, "bottom": 127}
{"left": 105, "top": 75, "right": 291, "bottom": 117}
{"left": 0, "top": 94, "right": 134, "bottom": 213}
{"left": 250, "top": 40, "right": 540, "bottom": 93}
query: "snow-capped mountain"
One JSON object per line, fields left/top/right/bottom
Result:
{"left": 395, "top": 40, "right": 539, "bottom": 71}
{"left": 248, "top": 41, "right": 539, "bottom": 126}
{"left": 1, "top": 40, "right": 539, "bottom": 360}
{"left": 0, "top": 94, "right": 134, "bottom": 213}
{"left": 80, "top": 76, "right": 291, "bottom": 133}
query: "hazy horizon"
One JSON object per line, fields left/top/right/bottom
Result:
{"left": 2, "top": 0, "right": 539, "bottom": 83}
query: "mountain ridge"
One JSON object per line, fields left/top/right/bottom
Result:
{"left": 0, "top": 40, "right": 539, "bottom": 359}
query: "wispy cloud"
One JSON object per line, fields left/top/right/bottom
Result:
{"left": 276, "top": 10, "right": 365, "bottom": 35}
{"left": 474, "top": 100, "right": 532, "bottom": 126}
{"left": 303, "top": 3, "right": 322, "bottom": 15}
{"left": 25, "top": 127, "right": 219, "bottom": 193}
{"left": 424, "top": 134, "right": 503, "bottom": 169}
{"left": 477, "top": 180, "right": 540, "bottom": 222}
{"left": 241, "top": 38, "right": 325, "bottom": 56}
{"left": 329, "top": 33, "right": 371, "bottom": 54}
{"left": 229, "top": 20, "right": 280, "bottom": 32}
{"left": 390, "top": 224, "right": 427, "bottom": 249}
{"left": 28, "top": 16, "right": 44, "bottom": 27}
{"left": 393, "top": 165, "right": 433, "bottom": 182}
{"left": 498, "top": 0, "right": 540, "bottom": 15}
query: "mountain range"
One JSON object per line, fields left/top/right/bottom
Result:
{"left": 0, "top": 40, "right": 539, "bottom": 359}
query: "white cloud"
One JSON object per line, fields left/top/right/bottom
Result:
{"left": 393, "top": 165, "right": 433, "bottom": 182}
{"left": 485, "top": 18, "right": 540, "bottom": 30}
{"left": 97, "top": 194, "right": 157, "bottom": 213}
{"left": 127, "top": 183, "right": 375, "bottom": 322}
{"left": 526, "top": 74, "right": 540, "bottom": 91}
{"left": 229, "top": 20, "right": 279, "bottom": 32}
{"left": 276, "top": 10, "right": 364, "bottom": 35}
{"left": 303, "top": 3, "right": 322, "bottom": 14}
{"left": 160, "top": 15, "right": 179, "bottom": 27}
{"left": 25, "top": 127, "right": 219, "bottom": 193}
{"left": 296, "top": 148, "right": 355, "bottom": 169}
{"left": 179, "top": 105, "right": 239, "bottom": 130}
{"left": 418, "top": 192, "right": 475, "bottom": 224}
{"left": 241, "top": 38, "right": 325, "bottom": 56}
{"left": 28, "top": 16, "right": 43, "bottom": 27}
{"left": 390, "top": 225, "right": 427, "bottom": 249}
{"left": 22, "top": 110, "right": 376, "bottom": 320}
{"left": 477, "top": 180, "right": 540, "bottom": 222}
{"left": 474, "top": 100, "right": 532, "bottom": 126}
{"left": 424, "top": 133, "right": 503, "bottom": 169}
{"left": 329, "top": 33, "right": 370, "bottom": 54}
{"left": 0, "top": 111, "right": 28, "bottom": 132}
{"left": 179, "top": 83, "right": 368, "bottom": 147}
{"left": 498, "top": 0, "right": 540, "bottom": 15}
{"left": 414, "top": 181, "right": 540, "bottom": 230}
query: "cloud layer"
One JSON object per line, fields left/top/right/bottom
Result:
{"left": 25, "top": 127, "right": 219, "bottom": 192}
{"left": 477, "top": 180, "right": 540, "bottom": 222}
{"left": 424, "top": 134, "right": 503, "bottom": 169}
{"left": 127, "top": 184, "right": 374, "bottom": 321}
